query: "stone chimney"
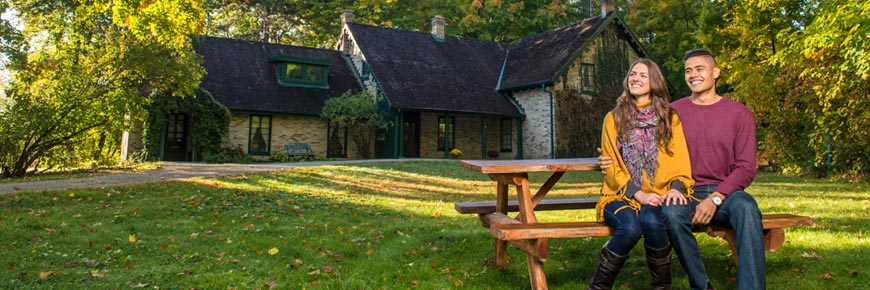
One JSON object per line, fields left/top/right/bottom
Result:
{"left": 341, "top": 9, "right": 354, "bottom": 26}
{"left": 601, "top": 0, "right": 614, "bottom": 18}
{"left": 340, "top": 10, "right": 354, "bottom": 54}
{"left": 431, "top": 15, "right": 445, "bottom": 42}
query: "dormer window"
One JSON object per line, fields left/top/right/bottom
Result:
{"left": 269, "top": 56, "right": 332, "bottom": 89}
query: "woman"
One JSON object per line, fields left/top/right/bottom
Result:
{"left": 589, "top": 58, "right": 694, "bottom": 290}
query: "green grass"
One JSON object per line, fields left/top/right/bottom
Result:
{"left": 0, "top": 160, "right": 865, "bottom": 289}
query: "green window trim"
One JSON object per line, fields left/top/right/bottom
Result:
{"left": 327, "top": 122, "right": 348, "bottom": 158}
{"left": 270, "top": 56, "right": 332, "bottom": 89}
{"left": 437, "top": 116, "right": 455, "bottom": 152}
{"left": 500, "top": 118, "right": 512, "bottom": 152}
{"left": 248, "top": 115, "right": 272, "bottom": 156}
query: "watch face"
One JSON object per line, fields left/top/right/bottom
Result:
{"left": 712, "top": 196, "right": 722, "bottom": 205}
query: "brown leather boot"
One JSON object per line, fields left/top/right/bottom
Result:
{"left": 588, "top": 245, "right": 629, "bottom": 290}
{"left": 645, "top": 244, "right": 672, "bottom": 290}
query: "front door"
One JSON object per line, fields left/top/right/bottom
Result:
{"left": 402, "top": 112, "right": 420, "bottom": 157}
{"left": 163, "top": 113, "right": 188, "bottom": 161}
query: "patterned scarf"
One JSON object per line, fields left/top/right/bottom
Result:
{"left": 618, "top": 106, "right": 659, "bottom": 190}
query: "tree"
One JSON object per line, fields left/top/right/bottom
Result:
{"left": 0, "top": 0, "right": 204, "bottom": 177}
{"left": 319, "top": 91, "right": 389, "bottom": 159}
{"left": 774, "top": 0, "right": 870, "bottom": 177}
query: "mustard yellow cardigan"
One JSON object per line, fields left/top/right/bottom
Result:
{"left": 597, "top": 111, "right": 694, "bottom": 221}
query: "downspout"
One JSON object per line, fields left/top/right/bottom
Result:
{"left": 481, "top": 117, "right": 487, "bottom": 159}
{"left": 544, "top": 83, "right": 554, "bottom": 159}
{"left": 395, "top": 109, "right": 403, "bottom": 158}
{"left": 516, "top": 117, "right": 524, "bottom": 160}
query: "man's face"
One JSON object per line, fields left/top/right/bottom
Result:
{"left": 684, "top": 55, "right": 720, "bottom": 94}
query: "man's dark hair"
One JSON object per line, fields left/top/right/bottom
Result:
{"left": 684, "top": 49, "right": 717, "bottom": 64}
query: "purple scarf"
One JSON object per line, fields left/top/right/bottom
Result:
{"left": 618, "top": 107, "right": 659, "bottom": 190}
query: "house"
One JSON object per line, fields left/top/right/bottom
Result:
{"left": 122, "top": 2, "right": 650, "bottom": 161}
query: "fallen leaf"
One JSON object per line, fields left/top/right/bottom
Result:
{"left": 366, "top": 249, "right": 374, "bottom": 256}
{"left": 820, "top": 273, "right": 834, "bottom": 280}
{"left": 790, "top": 268, "right": 804, "bottom": 273}
{"left": 454, "top": 279, "right": 464, "bottom": 286}
{"left": 132, "top": 282, "right": 149, "bottom": 288}
{"left": 848, "top": 269, "right": 858, "bottom": 276}
{"left": 322, "top": 266, "right": 335, "bottom": 273}
{"left": 39, "top": 271, "right": 53, "bottom": 280}
{"left": 293, "top": 259, "right": 303, "bottom": 267}
{"left": 268, "top": 247, "right": 279, "bottom": 255}
{"left": 307, "top": 269, "right": 321, "bottom": 275}
{"left": 128, "top": 234, "right": 137, "bottom": 244}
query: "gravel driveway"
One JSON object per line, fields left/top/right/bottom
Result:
{"left": 0, "top": 159, "right": 442, "bottom": 195}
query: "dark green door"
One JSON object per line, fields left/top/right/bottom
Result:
{"left": 163, "top": 113, "right": 188, "bottom": 161}
{"left": 402, "top": 112, "right": 420, "bottom": 158}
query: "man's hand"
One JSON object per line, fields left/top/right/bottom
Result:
{"left": 663, "top": 189, "right": 687, "bottom": 206}
{"left": 692, "top": 198, "right": 717, "bottom": 224}
{"left": 635, "top": 192, "right": 664, "bottom": 207}
{"left": 596, "top": 147, "right": 613, "bottom": 174}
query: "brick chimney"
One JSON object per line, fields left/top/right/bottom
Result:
{"left": 341, "top": 9, "right": 354, "bottom": 26}
{"left": 431, "top": 15, "right": 445, "bottom": 42}
{"left": 601, "top": 0, "right": 614, "bottom": 18}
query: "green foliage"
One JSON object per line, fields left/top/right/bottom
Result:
{"left": 320, "top": 90, "right": 388, "bottom": 159}
{"left": 0, "top": 0, "right": 204, "bottom": 177}
{"left": 202, "top": 0, "right": 597, "bottom": 47}
{"left": 143, "top": 89, "right": 233, "bottom": 163}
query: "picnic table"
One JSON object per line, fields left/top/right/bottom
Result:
{"left": 457, "top": 158, "right": 812, "bottom": 290}
{"left": 459, "top": 158, "right": 599, "bottom": 290}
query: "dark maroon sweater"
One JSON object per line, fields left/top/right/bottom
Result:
{"left": 672, "top": 97, "right": 757, "bottom": 195}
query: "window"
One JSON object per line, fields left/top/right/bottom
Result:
{"left": 437, "top": 116, "right": 455, "bottom": 151}
{"left": 500, "top": 118, "right": 512, "bottom": 152}
{"left": 580, "top": 63, "right": 596, "bottom": 92}
{"left": 327, "top": 122, "right": 348, "bottom": 158}
{"left": 269, "top": 56, "right": 332, "bottom": 88}
{"left": 249, "top": 115, "right": 271, "bottom": 155}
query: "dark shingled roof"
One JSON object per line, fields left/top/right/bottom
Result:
{"left": 499, "top": 15, "right": 609, "bottom": 90}
{"left": 346, "top": 23, "right": 522, "bottom": 117}
{"left": 192, "top": 35, "right": 362, "bottom": 115}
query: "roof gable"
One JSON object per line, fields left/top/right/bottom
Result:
{"left": 499, "top": 13, "right": 647, "bottom": 90}
{"left": 192, "top": 36, "right": 362, "bottom": 115}
{"left": 346, "top": 23, "right": 522, "bottom": 117}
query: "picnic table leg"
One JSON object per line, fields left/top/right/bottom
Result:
{"left": 494, "top": 182, "right": 509, "bottom": 268}
{"left": 514, "top": 174, "right": 548, "bottom": 290}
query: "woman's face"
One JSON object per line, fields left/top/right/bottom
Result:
{"left": 628, "top": 63, "right": 651, "bottom": 100}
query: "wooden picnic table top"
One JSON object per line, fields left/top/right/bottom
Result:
{"left": 460, "top": 158, "right": 600, "bottom": 174}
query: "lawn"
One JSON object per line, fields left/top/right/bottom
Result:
{"left": 0, "top": 160, "right": 864, "bottom": 289}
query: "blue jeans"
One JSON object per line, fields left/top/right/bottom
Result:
{"left": 603, "top": 200, "right": 669, "bottom": 256}
{"left": 661, "top": 185, "right": 766, "bottom": 290}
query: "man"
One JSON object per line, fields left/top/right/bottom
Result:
{"left": 599, "top": 49, "right": 765, "bottom": 290}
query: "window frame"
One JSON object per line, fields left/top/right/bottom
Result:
{"left": 326, "top": 122, "right": 348, "bottom": 158}
{"left": 500, "top": 118, "right": 512, "bottom": 152}
{"left": 580, "top": 63, "right": 596, "bottom": 93}
{"left": 269, "top": 56, "right": 332, "bottom": 89}
{"left": 437, "top": 116, "right": 455, "bottom": 152}
{"left": 248, "top": 115, "right": 272, "bottom": 156}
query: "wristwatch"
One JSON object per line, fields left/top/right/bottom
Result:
{"left": 711, "top": 195, "right": 723, "bottom": 206}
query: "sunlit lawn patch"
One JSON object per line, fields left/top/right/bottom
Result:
{"left": 0, "top": 160, "right": 864, "bottom": 289}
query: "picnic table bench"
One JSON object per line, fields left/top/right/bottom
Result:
{"left": 457, "top": 158, "right": 813, "bottom": 290}
{"left": 284, "top": 143, "right": 314, "bottom": 156}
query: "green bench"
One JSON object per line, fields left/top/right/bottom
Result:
{"left": 284, "top": 143, "right": 314, "bottom": 156}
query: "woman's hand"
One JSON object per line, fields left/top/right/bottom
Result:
{"left": 664, "top": 189, "right": 687, "bottom": 206}
{"left": 634, "top": 191, "right": 664, "bottom": 206}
